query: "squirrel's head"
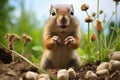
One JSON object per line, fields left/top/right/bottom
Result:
{"left": 50, "top": 4, "right": 74, "bottom": 29}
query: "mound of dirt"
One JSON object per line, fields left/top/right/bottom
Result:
{"left": 0, "top": 47, "right": 12, "bottom": 64}
{"left": 0, "top": 47, "right": 39, "bottom": 80}
{"left": 47, "top": 62, "right": 120, "bottom": 80}
{"left": 0, "top": 47, "right": 120, "bottom": 80}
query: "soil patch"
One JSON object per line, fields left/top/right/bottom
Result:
{"left": 0, "top": 47, "right": 120, "bottom": 80}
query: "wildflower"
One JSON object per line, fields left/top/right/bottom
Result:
{"left": 5, "top": 33, "right": 20, "bottom": 50}
{"left": 95, "top": 20, "right": 103, "bottom": 33}
{"left": 5, "top": 33, "right": 20, "bottom": 42}
{"left": 22, "top": 34, "right": 32, "bottom": 46}
{"left": 5, "top": 33, "right": 20, "bottom": 62}
{"left": 99, "top": 10, "right": 103, "bottom": 14}
{"left": 81, "top": 3, "right": 89, "bottom": 11}
{"left": 113, "top": 0, "right": 120, "bottom": 2}
{"left": 91, "top": 33, "right": 96, "bottom": 41}
{"left": 85, "top": 16, "right": 93, "bottom": 23}
{"left": 92, "top": 12, "right": 96, "bottom": 17}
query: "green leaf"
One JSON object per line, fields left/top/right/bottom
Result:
{"left": 32, "top": 46, "right": 43, "bottom": 51}
{"left": 111, "top": 26, "right": 116, "bottom": 31}
{"left": 78, "top": 48, "right": 85, "bottom": 55}
{"left": 118, "top": 29, "right": 120, "bottom": 34}
{"left": 30, "top": 55, "right": 39, "bottom": 63}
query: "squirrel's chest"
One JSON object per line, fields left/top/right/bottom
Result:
{"left": 47, "top": 45, "right": 74, "bottom": 68}
{"left": 50, "top": 44, "right": 73, "bottom": 56}
{"left": 56, "top": 31, "right": 73, "bottom": 40}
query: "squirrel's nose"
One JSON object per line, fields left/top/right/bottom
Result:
{"left": 62, "top": 14, "right": 65, "bottom": 17}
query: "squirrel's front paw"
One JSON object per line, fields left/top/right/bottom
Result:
{"left": 64, "top": 36, "right": 75, "bottom": 45}
{"left": 52, "top": 36, "right": 62, "bottom": 44}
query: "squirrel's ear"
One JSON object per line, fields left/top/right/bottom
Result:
{"left": 70, "top": 4, "right": 74, "bottom": 10}
{"left": 50, "top": 4, "right": 53, "bottom": 15}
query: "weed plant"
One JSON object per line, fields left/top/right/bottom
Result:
{"left": 79, "top": 0, "right": 120, "bottom": 63}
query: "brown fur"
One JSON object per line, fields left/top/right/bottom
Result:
{"left": 40, "top": 4, "right": 81, "bottom": 70}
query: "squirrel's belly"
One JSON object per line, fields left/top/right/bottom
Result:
{"left": 47, "top": 46, "right": 74, "bottom": 68}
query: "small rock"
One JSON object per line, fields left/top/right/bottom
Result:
{"left": 97, "top": 62, "right": 109, "bottom": 71}
{"left": 96, "top": 69, "right": 109, "bottom": 80}
{"left": 38, "top": 74, "right": 50, "bottom": 80}
{"left": 67, "top": 68, "right": 76, "bottom": 79}
{"left": 57, "top": 69, "right": 69, "bottom": 80}
{"left": 109, "top": 60, "right": 120, "bottom": 71}
{"left": 110, "top": 51, "right": 120, "bottom": 61}
{"left": 7, "top": 70, "right": 17, "bottom": 76}
{"left": 23, "top": 71, "right": 38, "bottom": 80}
{"left": 96, "top": 69, "right": 109, "bottom": 76}
{"left": 85, "top": 70, "right": 97, "bottom": 80}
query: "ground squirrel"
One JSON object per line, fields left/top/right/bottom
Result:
{"left": 40, "top": 4, "right": 81, "bottom": 70}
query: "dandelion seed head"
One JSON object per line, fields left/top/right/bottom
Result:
{"left": 85, "top": 16, "right": 93, "bottom": 23}
{"left": 92, "top": 12, "right": 96, "bottom": 17}
{"left": 81, "top": 3, "right": 89, "bottom": 11}
{"left": 91, "top": 33, "right": 96, "bottom": 41}
{"left": 95, "top": 20, "right": 103, "bottom": 33}
{"left": 5, "top": 33, "right": 20, "bottom": 42}
{"left": 22, "top": 33, "right": 32, "bottom": 43}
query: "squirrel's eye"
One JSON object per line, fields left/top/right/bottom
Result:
{"left": 70, "top": 10, "right": 74, "bottom": 16}
{"left": 51, "top": 9, "right": 56, "bottom": 16}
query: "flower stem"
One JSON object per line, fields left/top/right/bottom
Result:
{"left": 100, "top": 33, "right": 106, "bottom": 48}
{"left": 8, "top": 42, "right": 15, "bottom": 62}
{"left": 97, "top": 0, "right": 100, "bottom": 20}
{"left": 108, "top": 30, "right": 115, "bottom": 48}
{"left": 98, "top": 32, "right": 101, "bottom": 61}
{"left": 115, "top": 2, "right": 119, "bottom": 49}
{"left": 87, "top": 23, "right": 91, "bottom": 60}
{"left": 86, "top": 11, "right": 89, "bottom": 16}
{"left": 115, "top": 2, "right": 118, "bottom": 31}
{"left": 88, "top": 23, "right": 90, "bottom": 44}
{"left": 104, "top": 13, "right": 114, "bottom": 29}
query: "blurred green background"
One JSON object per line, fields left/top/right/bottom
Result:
{"left": 0, "top": 0, "right": 120, "bottom": 64}
{"left": 0, "top": 0, "right": 44, "bottom": 64}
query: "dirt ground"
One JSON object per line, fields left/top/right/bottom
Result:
{"left": 0, "top": 47, "right": 120, "bottom": 80}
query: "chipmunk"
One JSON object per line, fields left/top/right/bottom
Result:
{"left": 40, "top": 4, "right": 81, "bottom": 70}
